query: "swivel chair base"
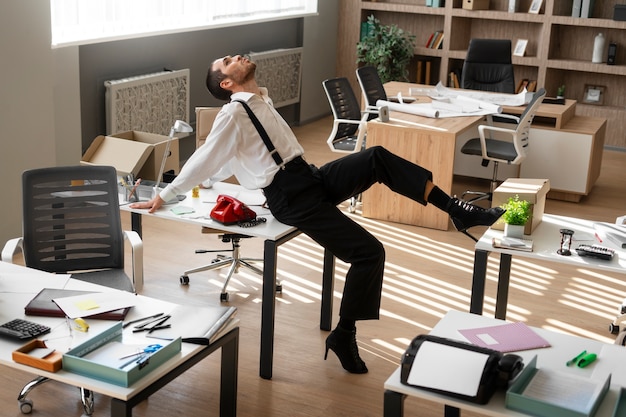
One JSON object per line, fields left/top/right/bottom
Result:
{"left": 18, "top": 376, "right": 94, "bottom": 416}
{"left": 180, "top": 234, "right": 281, "bottom": 302}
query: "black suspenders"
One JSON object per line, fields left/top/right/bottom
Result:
{"left": 233, "top": 99, "right": 285, "bottom": 168}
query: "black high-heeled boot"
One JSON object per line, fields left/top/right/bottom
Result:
{"left": 447, "top": 198, "right": 505, "bottom": 241}
{"left": 324, "top": 326, "right": 368, "bottom": 374}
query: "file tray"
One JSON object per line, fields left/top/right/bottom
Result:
{"left": 506, "top": 356, "right": 610, "bottom": 417}
{"left": 63, "top": 322, "right": 182, "bottom": 387}
{"left": 613, "top": 387, "right": 626, "bottom": 417}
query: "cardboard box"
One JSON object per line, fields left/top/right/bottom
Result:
{"left": 110, "top": 131, "right": 179, "bottom": 181}
{"left": 81, "top": 131, "right": 179, "bottom": 182}
{"left": 463, "top": 0, "right": 490, "bottom": 10}
{"left": 492, "top": 178, "right": 550, "bottom": 235}
{"left": 81, "top": 135, "right": 153, "bottom": 178}
{"left": 63, "top": 322, "right": 182, "bottom": 387}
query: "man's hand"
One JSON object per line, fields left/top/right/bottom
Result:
{"left": 129, "top": 195, "right": 165, "bottom": 214}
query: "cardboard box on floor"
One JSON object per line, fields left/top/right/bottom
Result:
{"left": 492, "top": 178, "right": 550, "bottom": 235}
{"left": 81, "top": 131, "right": 179, "bottom": 181}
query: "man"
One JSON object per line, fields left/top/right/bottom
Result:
{"left": 131, "top": 54, "right": 504, "bottom": 374}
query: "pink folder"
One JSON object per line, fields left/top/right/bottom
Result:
{"left": 459, "top": 322, "right": 551, "bottom": 353}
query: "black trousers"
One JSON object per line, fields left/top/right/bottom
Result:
{"left": 263, "top": 146, "right": 433, "bottom": 321}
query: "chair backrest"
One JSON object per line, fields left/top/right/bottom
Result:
{"left": 462, "top": 39, "right": 516, "bottom": 94}
{"left": 356, "top": 66, "right": 387, "bottom": 119}
{"left": 195, "top": 107, "right": 220, "bottom": 148}
{"left": 21, "top": 165, "right": 125, "bottom": 274}
{"left": 322, "top": 77, "right": 363, "bottom": 139}
{"left": 508, "top": 88, "right": 547, "bottom": 163}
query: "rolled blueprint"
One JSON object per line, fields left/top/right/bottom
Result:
{"left": 376, "top": 99, "right": 439, "bottom": 119}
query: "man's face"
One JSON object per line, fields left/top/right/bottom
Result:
{"left": 214, "top": 55, "right": 256, "bottom": 87}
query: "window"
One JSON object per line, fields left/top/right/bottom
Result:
{"left": 50, "top": 0, "right": 318, "bottom": 48}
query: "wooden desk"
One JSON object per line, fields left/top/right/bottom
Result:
{"left": 384, "top": 310, "right": 624, "bottom": 417}
{"left": 362, "top": 85, "right": 483, "bottom": 230}
{"left": 0, "top": 261, "right": 238, "bottom": 417}
{"left": 120, "top": 182, "right": 336, "bottom": 380}
{"left": 382, "top": 82, "right": 606, "bottom": 204}
{"left": 471, "top": 214, "right": 626, "bottom": 320}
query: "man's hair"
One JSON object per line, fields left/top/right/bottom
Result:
{"left": 206, "top": 65, "right": 231, "bottom": 101}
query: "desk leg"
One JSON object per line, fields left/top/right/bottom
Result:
{"left": 444, "top": 405, "right": 460, "bottom": 417}
{"left": 220, "top": 328, "right": 239, "bottom": 417}
{"left": 130, "top": 212, "right": 142, "bottom": 238}
{"left": 260, "top": 239, "right": 278, "bottom": 380}
{"left": 383, "top": 390, "right": 406, "bottom": 417}
{"left": 494, "top": 254, "right": 512, "bottom": 320}
{"left": 320, "top": 249, "right": 335, "bottom": 331}
{"left": 470, "top": 249, "right": 490, "bottom": 315}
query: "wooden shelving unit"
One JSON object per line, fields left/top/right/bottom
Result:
{"left": 336, "top": 0, "right": 626, "bottom": 148}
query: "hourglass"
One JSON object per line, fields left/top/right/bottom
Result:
{"left": 557, "top": 229, "right": 575, "bottom": 256}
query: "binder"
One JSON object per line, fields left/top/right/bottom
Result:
{"left": 25, "top": 288, "right": 130, "bottom": 320}
{"left": 572, "top": 0, "right": 582, "bottom": 17}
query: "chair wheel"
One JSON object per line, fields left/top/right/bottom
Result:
{"left": 19, "top": 398, "right": 33, "bottom": 414}
{"left": 220, "top": 292, "right": 229, "bottom": 302}
{"left": 610, "top": 323, "right": 620, "bottom": 334}
{"left": 180, "top": 275, "right": 190, "bottom": 285}
{"left": 276, "top": 284, "right": 282, "bottom": 293}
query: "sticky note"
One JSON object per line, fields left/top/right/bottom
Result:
{"left": 75, "top": 299, "right": 99, "bottom": 311}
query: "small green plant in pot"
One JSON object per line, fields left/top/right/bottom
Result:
{"left": 356, "top": 15, "right": 416, "bottom": 83}
{"left": 500, "top": 195, "right": 531, "bottom": 237}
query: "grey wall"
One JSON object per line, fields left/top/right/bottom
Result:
{"left": 0, "top": 1, "right": 338, "bottom": 247}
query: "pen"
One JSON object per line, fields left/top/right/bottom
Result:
{"left": 123, "top": 312, "right": 164, "bottom": 328}
{"left": 567, "top": 350, "right": 587, "bottom": 366}
{"left": 132, "top": 314, "right": 170, "bottom": 329}
{"left": 127, "top": 178, "right": 142, "bottom": 201}
{"left": 595, "top": 233, "right": 603, "bottom": 243}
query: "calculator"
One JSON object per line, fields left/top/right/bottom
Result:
{"left": 0, "top": 318, "right": 51, "bottom": 340}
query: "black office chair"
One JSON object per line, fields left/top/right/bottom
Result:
{"left": 461, "top": 39, "right": 516, "bottom": 94}
{"left": 322, "top": 77, "right": 370, "bottom": 212}
{"left": 459, "top": 88, "right": 546, "bottom": 205}
{"left": 356, "top": 65, "right": 388, "bottom": 120}
{"left": 1, "top": 164, "right": 142, "bottom": 416}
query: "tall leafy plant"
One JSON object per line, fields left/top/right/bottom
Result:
{"left": 356, "top": 15, "right": 416, "bottom": 83}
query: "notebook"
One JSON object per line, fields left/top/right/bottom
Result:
{"left": 25, "top": 288, "right": 130, "bottom": 320}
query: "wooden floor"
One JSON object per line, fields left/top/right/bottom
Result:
{"left": 2, "top": 116, "right": 625, "bottom": 417}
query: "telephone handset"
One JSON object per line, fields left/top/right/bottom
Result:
{"left": 210, "top": 194, "right": 258, "bottom": 225}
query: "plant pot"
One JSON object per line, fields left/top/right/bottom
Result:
{"left": 504, "top": 224, "right": 525, "bottom": 238}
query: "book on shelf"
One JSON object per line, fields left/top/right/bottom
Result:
{"left": 432, "top": 32, "right": 444, "bottom": 49}
{"left": 572, "top": 0, "right": 582, "bottom": 17}
{"left": 425, "top": 32, "right": 435, "bottom": 48}
{"left": 424, "top": 61, "right": 432, "bottom": 85}
{"left": 527, "top": 80, "right": 537, "bottom": 92}
{"left": 492, "top": 237, "right": 534, "bottom": 252}
{"left": 516, "top": 79, "right": 529, "bottom": 94}
{"left": 416, "top": 60, "right": 423, "bottom": 84}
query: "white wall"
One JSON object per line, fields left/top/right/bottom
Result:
{"left": 0, "top": 1, "right": 81, "bottom": 246}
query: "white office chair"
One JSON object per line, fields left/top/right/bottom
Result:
{"left": 459, "top": 88, "right": 547, "bottom": 204}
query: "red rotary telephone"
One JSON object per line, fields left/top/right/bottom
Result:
{"left": 210, "top": 194, "right": 257, "bottom": 225}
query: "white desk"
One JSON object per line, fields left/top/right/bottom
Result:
{"left": 0, "top": 261, "right": 238, "bottom": 417}
{"left": 470, "top": 214, "right": 626, "bottom": 319}
{"left": 120, "top": 182, "right": 337, "bottom": 380}
{"left": 384, "top": 310, "right": 624, "bottom": 417}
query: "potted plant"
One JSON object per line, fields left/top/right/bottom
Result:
{"left": 500, "top": 195, "right": 531, "bottom": 238}
{"left": 356, "top": 15, "right": 416, "bottom": 83}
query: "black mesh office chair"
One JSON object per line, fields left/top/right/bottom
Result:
{"left": 356, "top": 65, "right": 388, "bottom": 120}
{"left": 1, "top": 164, "right": 142, "bottom": 416}
{"left": 461, "top": 39, "right": 516, "bottom": 94}
{"left": 459, "top": 88, "right": 547, "bottom": 204}
{"left": 322, "top": 77, "right": 369, "bottom": 212}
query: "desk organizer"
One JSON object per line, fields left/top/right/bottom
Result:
{"left": 63, "top": 322, "right": 181, "bottom": 387}
{"left": 506, "top": 356, "right": 610, "bottom": 417}
{"left": 13, "top": 340, "right": 63, "bottom": 372}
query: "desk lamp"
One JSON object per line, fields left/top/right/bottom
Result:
{"left": 153, "top": 120, "right": 193, "bottom": 199}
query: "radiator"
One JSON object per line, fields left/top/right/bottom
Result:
{"left": 105, "top": 69, "right": 190, "bottom": 135}
{"left": 249, "top": 47, "right": 303, "bottom": 108}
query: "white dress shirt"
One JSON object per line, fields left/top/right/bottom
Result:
{"left": 159, "top": 88, "right": 304, "bottom": 203}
